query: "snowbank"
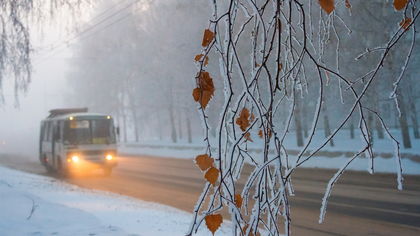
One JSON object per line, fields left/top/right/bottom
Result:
{"left": 118, "top": 129, "right": 420, "bottom": 175}
{"left": 0, "top": 166, "right": 231, "bottom": 236}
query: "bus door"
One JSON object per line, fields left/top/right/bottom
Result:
{"left": 42, "top": 121, "right": 53, "bottom": 167}
{"left": 52, "top": 121, "right": 64, "bottom": 168}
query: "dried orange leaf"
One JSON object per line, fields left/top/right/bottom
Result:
{"left": 235, "top": 194, "right": 243, "bottom": 208}
{"left": 202, "top": 29, "right": 214, "bottom": 47}
{"left": 192, "top": 88, "right": 201, "bottom": 102}
{"left": 201, "top": 90, "right": 212, "bottom": 109}
{"left": 204, "top": 56, "right": 209, "bottom": 67}
{"left": 195, "top": 154, "right": 214, "bottom": 172}
{"left": 199, "top": 71, "right": 215, "bottom": 96}
{"left": 243, "top": 224, "right": 261, "bottom": 236}
{"left": 393, "top": 0, "right": 408, "bottom": 11}
{"left": 319, "top": 0, "right": 335, "bottom": 15}
{"left": 399, "top": 17, "right": 412, "bottom": 30}
{"left": 192, "top": 88, "right": 212, "bottom": 109}
{"left": 195, "top": 54, "right": 203, "bottom": 62}
{"left": 258, "top": 130, "right": 263, "bottom": 139}
{"left": 205, "top": 214, "right": 223, "bottom": 235}
{"left": 193, "top": 71, "right": 215, "bottom": 109}
{"left": 325, "top": 71, "right": 330, "bottom": 84}
{"left": 244, "top": 132, "right": 253, "bottom": 142}
{"left": 236, "top": 108, "right": 251, "bottom": 132}
{"left": 258, "top": 129, "right": 273, "bottom": 139}
{"left": 345, "top": 0, "right": 352, "bottom": 14}
{"left": 205, "top": 166, "right": 219, "bottom": 186}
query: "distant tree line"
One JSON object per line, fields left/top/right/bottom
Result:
{"left": 65, "top": 0, "right": 420, "bottom": 148}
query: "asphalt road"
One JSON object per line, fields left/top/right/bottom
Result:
{"left": 1, "top": 153, "right": 419, "bottom": 236}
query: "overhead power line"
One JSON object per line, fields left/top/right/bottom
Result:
{"left": 33, "top": 0, "right": 142, "bottom": 63}
{"left": 33, "top": 0, "right": 152, "bottom": 66}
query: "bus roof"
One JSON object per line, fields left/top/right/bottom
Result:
{"left": 47, "top": 108, "right": 88, "bottom": 118}
{"left": 44, "top": 108, "right": 112, "bottom": 121}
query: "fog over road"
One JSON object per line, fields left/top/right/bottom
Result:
{"left": 1, "top": 154, "right": 419, "bottom": 236}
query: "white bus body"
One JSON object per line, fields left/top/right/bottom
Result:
{"left": 39, "top": 108, "right": 118, "bottom": 176}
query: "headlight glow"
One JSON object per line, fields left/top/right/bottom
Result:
{"left": 106, "top": 155, "right": 113, "bottom": 160}
{"left": 72, "top": 156, "right": 79, "bottom": 162}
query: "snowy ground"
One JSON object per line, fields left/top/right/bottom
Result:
{"left": 0, "top": 165, "right": 232, "bottom": 236}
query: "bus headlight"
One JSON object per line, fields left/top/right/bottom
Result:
{"left": 72, "top": 156, "right": 79, "bottom": 162}
{"left": 106, "top": 155, "right": 113, "bottom": 160}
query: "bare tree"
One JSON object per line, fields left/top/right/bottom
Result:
{"left": 0, "top": 0, "right": 92, "bottom": 105}
{"left": 189, "top": 1, "right": 417, "bottom": 235}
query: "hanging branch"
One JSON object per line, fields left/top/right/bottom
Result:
{"left": 189, "top": 1, "right": 418, "bottom": 235}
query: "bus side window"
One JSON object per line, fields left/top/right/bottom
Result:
{"left": 58, "top": 121, "right": 64, "bottom": 142}
{"left": 48, "top": 122, "right": 54, "bottom": 142}
{"left": 44, "top": 122, "right": 50, "bottom": 141}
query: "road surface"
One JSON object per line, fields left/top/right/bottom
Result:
{"left": 1, "top": 153, "right": 419, "bottom": 235}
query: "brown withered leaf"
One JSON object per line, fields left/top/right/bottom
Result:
{"left": 205, "top": 214, "right": 223, "bottom": 235}
{"left": 250, "top": 113, "right": 255, "bottom": 123}
{"left": 201, "top": 90, "right": 212, "bottom": 109}
{"left": 393, "top": 0, "right": 408, "bottom": 11}
{"left": 319, "top": 0, "right": 335, "bottom": 15}
{"left": 195, "top": 54, "right": 203, "bottom": 62}
{"left": 202, "top": 29, "right": 214, "bottom": 47}
{"left": 325, "top": 71, "right": 331, "bottom": 84}
{"left": 193, "top": 71, "right": 215, "bottom": 109}
{"left": 204, "top": 56, "right": 209, "bottom": 67}
{"left": 244, "top": 132, "right": 253, "bottom": 142}
{"left": 195, "top": 154, "right": 214, "bottom": 172}
{"left": 199, "top": 71, "right": 215, "bottom": 96}
{"left": 236, "top": 108, "right": 251, "bottom": 132}
{"left": 399, "top": 17, "right": 412, "bottom": 30}
{"left": 192, "top": 88, "right": 201, "bottom": 102}
{"left": 345, "top": 0, "right": 352, "bottom": 14}
{"left": 235, "top": 194, "right": 243, "bottom": 208}
{"left": 205, "top": 166, "right": 219, "bottom": 186}
{"left": 243, "top": 224, "right": 261, "bottom": 236}
{"left": 258, "top": 129, "right": 273, "bottom": 139}
{"left": 192, "top": 88, "right": 212, "bottom": 109}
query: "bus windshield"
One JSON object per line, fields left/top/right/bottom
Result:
{"left": 63, "top": 119, "right": 116, "bottom": 145}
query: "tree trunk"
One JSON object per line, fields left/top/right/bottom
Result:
{"left": 397, "top": 88, "right": 412, "bottom": 148}
{"left": 187, "top": 116, "right": 192, "bottom": 143}
{"left": 116, "top": 104, "right": 121, "bottom": 143}
{"left": 409, "top": 98, "right": 420, "bottom": 139}
{"left": 158, "top": 112, "right": 163, "bottom": 140}
{"left": 367, "top": 112, "right": 374, "bottom": 145}
{"left": 132, "top": 109, "right": 139, "bottom": 142}
{"left": 122, "top": 111, "right": 127, "bottom": 143}
{"left": 178, "top": 115, "right": 183, "bottom": 140}
{"left": 120, "top": 89, "right": 128, "bottom": 143}
{"left": 169, "top": 104, "right": 177, "bottom": 143}
{"left": 302, "top": 98, "right": 309, "bottom": 138}
{"left": 373, "top": 90, "right": 384, "bottom": 139}
{"left": 322, "top": 98, "right": 334, "bottom": 147}
{"left": 294, "top": 96, "right": 304, "bottom": 147}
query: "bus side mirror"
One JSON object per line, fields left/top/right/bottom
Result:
{"left": 116, "top": 127, "right": 120, "bottom": 136}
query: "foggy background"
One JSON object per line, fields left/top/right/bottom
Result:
{"left": 1, "top": 0, "right": 419, "bottom": 157}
